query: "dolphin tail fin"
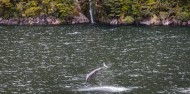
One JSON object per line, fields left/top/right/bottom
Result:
{"left": 103, "top": 63, "right": 108, "bottom": 68}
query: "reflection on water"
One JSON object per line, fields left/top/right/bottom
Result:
{"left": 0, "top": 25, "right": 190, "bottom": 94}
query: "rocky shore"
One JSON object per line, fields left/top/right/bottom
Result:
{"left": 101, "top": 18, "right": 190, "bottom": 26}
{"left": 139, "top": 18, "right": 190, "bottom": 26}
{"left": 0, "top": 15, "right": 190, "bottom": 26}
{"left": 0, "top": 16, "right": 61, "bottom": 25}
{"left": 0, "top": 14, "right": 89, "bottom": 25}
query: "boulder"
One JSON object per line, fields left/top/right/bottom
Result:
{"left": 8, "top": 18, "right": 19, "bottom": 25}
{"left": 0, "top": 19, "right": 9, "bottom": 25}
{"left": 150, "top": 15, "right": 160, "bottom": 25}
{"left": 188, "top": 21, "right": 190, "bottom": 25}
{"left": 19, "top": 18, "right": 28, "bottom": 25}
{"left": 72, "top": 13, "right": 90, "bottom": 24}
{"left": 0, "top": 18, "right": 2, "bottom": 22}
{"left": 140, "top": 20, "right": 151, "bottom": 25}
{"left": 38, "top": 15, "right": 48, "bottom": 25}
{"left": 172, "top": 19, "right": 178, "bottom": 25}
{"left": 32, "top": 17, "right": 40, "bottom": 25}
{"left": 110, "top": 19, "right": 118, "bottom": 25}
{"left": 162, "top": 19, "right": 172, "bottom": 26}
{"left": 182, "top": 22, "right": 187, "bottom": 26}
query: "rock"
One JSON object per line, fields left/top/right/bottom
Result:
{"left": 46, "top": 16, "right": 61, "bottom": 25}
{"left": 18, "top": 16, "right": 61, "bottom": 25}
{"left": 110, "top": 19, "right": 118, "bottom": 25}
{"left": 46, "top": 17, "right": 53, "bottom": 24}
{"left": 0, "top": 19, "right": 9, "bottom": 25}
{"left": 38, "top": 15, "right": 48, "bottom": 25}
{"left": 52, "top": 18, "right": 61, "bottom": 25}
{"left": 72, "top": 13, "right": 89, "bottom": 24}
{"left": 24, "top": 15, "right": 49, "bottom": 25}
{"left": 0, "top": 18, "right": 3, "bottom": 24}
{"left": 98, "top": 18, "right": 110, "bottom": 24}
{"left": 177, "top": 20, "right": 182, "bottom": 25}
{"left": 8, "top": 18, "right": 19, "bottom": 25}
{"left": 150, "top": 15, "right": 160, "bottom": 25}
{"left": 188, "top": 21, "right": 190, "bottom": 25}
{"left": 0, "top": 15, "right": 63, "bottom": 25}
{"left": 21, "top": 18, "right": 30, "bottom": 25}
{"left": 140, "top": 20, "right": 151, "bottom": 25}
{"left": 32, "top": 17, "right": 40, "bottom": 25}
{"left": 0, "top": 18, "right": 2, "bottom": 22}
{"left": 140, "top": 15, "right": 161, "bottom": 25}
{"left": 28, "top": 17, "right": 34, "bottom": 25}
{"left": 182, "top": 22, "right": 187, "bottom": 26}
{"left": 162, "top": 19, "right": 172, "bottom": 26}
{"left": 172, "top": 19, "right": 178, "bottom": 25}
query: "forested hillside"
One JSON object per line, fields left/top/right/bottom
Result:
{"left": 0, "top": 0, "right": 73, "bottom": 19}
{"left": 0, "top": 0, "right": 190, "bottom": 25}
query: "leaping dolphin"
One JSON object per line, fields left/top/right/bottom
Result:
{"left": 85, "top": 63, "right": 108, "bottom": 82}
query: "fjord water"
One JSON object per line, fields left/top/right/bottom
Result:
{"left": 0, "top": 25, "right": 190, "bottom": 94}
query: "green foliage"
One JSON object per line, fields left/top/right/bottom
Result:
{"left": 146, "top": 0, "right": 157, "bottom": 16}
{"left": 176, "top": 12, "right": 190, "bottom": 21}
{"left": 0, "top": 0, "right": 17, "bottom": 18}
{"left": 54, "top": 0, "right": 74, "bottom": 19}
{"left": 0, "top": 0, "right": 74, "bottom": 19}
{"left": 0, "top": 0, "right": 190, "bottom": 22}
{"left": 159, "top": 12, "right": 169, "bottom": 20}
{"left": 24, "top": 7, "right": 41, "bottom": 17}
{"left": 124, "top": 16, "right": 134, "bottom": 24}
{"left": 103, "top": 0, "right": 132, "bottom": 18}
{"left": 56, "top": 3, "right": 73, "bottom": 19}
{"left": 101, "top": 0, "right": 190, "bottom": 22}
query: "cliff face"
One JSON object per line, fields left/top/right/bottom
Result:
{"left": 72, "top": 0, "right": 89, "bottom": 24}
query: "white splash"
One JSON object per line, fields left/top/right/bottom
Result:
{"left": 67, "top": 32, "right": 81, "bottom": 35}
{"left": 74, "top": 86, "right": 137, "bottom": 92}
{"left": 177, "top": 87, "right": 190, "bottom": 93}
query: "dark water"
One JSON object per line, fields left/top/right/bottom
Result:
{"left": 0, "top": 25, "right": 190, "bottom": 94}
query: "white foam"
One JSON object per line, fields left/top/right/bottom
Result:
{"left": 177, "top": 87, "right": 190, "bottom": 93}
{"left": 74, "top": 86, "right": 137, "bottom": 93}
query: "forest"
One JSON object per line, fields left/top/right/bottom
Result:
{"left": 0, "top": 0, "right": 190, "bottom": 25}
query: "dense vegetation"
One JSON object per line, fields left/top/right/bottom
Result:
{"left": 0, "top": 0, "right": 73, "bottom": 19}
{"left": 0, "top": 0, "right": 190, "bottom": 24}
{"left": 94, "top": 0, "right": 190, "bottom": 23}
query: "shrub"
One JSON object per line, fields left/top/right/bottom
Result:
{"left": 159, "top": 12, "right": 169, "bottom": 20}
{"left": 24, "top": 7, "right": 42, "bottom": 17}
{"left": 124, "top": 16, "right": 134, "bottom": 24}
{"left": 176, "top": 12, "right": 190, "bottom": 21}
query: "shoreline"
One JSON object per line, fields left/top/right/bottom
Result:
{"left": 0, "top": 16, "right": 190, "bottom": 26}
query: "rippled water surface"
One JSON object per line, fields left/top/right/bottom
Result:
{"left": 0, "top": 25, "right": 190, "bottom": 94}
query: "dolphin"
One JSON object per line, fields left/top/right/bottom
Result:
{"left": 85, "top": 63, "right": 108, "bottom": 82}
{"left": 74, "top": 86, "right": 136, "bottom": 93}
